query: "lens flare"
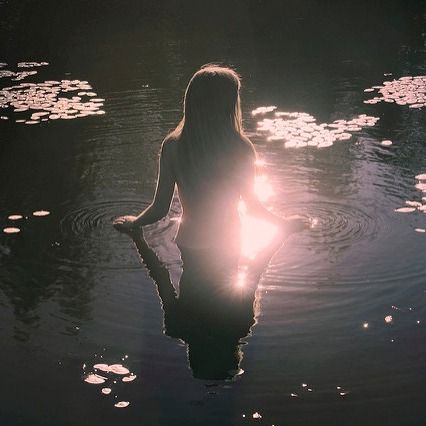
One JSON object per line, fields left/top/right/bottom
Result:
{"left": 236, "top": 269, "right": 247, "bottom": 287}
{"left": 240, "top": 215, "right": 278, "bottom": 259}
{"left": 239, "top": 174, "right": 278, "bottom": 259}
{"left": 254, "top": 175, "right": 274, "bottom": 203}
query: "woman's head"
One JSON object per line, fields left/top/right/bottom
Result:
{"left": 183, "top": 64, "right": 242, "bottom": 136}
{"left": 170, "top": 64, "right": 250, "bottom": 184}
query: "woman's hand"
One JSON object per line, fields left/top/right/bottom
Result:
{"left": 282, "top": 215, "right": 311, "bottom": 234}
{"left": 112, "top": 215, "right": 140, "bottom": 233}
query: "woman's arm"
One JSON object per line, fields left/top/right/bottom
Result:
{"left": 113, "top": 140, "right": 176, "bottom": 231}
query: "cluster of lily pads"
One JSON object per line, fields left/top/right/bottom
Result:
{"left": 0, "top": 61, "right": 48, "bottom": 82}
{"left": 0, "top": 61, "right": 104, "bottom": 123}
{"left": 3, "top": 210, "right": 50, "bottom": 234}
{"left": 253, "top": 74, "right": 425, "bottom": 150}
{"left": 83, "top": 361, "right": 136, "bottom": 408}
{"left": 363, "top": 75, "right": 426, "bottom": 108}
{"left": 254, "top": 108, "right": 379, "bottom": 149}
{"left": 394, "top": 174, "right": 426, "bottom": 233}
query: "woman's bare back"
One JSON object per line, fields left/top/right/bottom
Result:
{"left": 165, "top": 137, "right": 244, "bottom": 251}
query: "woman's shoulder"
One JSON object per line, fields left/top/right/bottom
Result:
{"left": 161, "top": 132, "right": 180, "bottom": 156}
{"left": 163, "top": 132, "right": 179, "bottom": 146}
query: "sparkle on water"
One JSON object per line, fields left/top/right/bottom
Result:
{"left": 385, "top": 315, "right": 393, "bottom": 323}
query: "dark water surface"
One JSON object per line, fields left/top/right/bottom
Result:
{"left": 1, "top": 1, "right": 426, "bottom": 425}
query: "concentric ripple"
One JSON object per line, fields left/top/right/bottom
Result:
{"left": 264, "top": 199, "right": 424, "bottom": 297}
{"left": 58, "top": 199, "right": 178, "bottom": 240}
{"left": 283, "top": 201, "right": 381, "bottom": 248}
{"left": 53, "top": 199, "right": 181, "bottom": 269}
{"left": 53, "top": 199, "right": 149, "bottom": 268}
{"left": 59, "top": 201, "right": 121, "bottom": 240}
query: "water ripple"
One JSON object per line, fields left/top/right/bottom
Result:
{"left": 282, "top": 201, "right": 381, "bottom": 248}
{"left": 51, "top": 199, "right": 154, "bottom": 269}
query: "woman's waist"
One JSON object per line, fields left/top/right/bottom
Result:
{"left": 176, "top": 218, "right": 240, "bottom": 250}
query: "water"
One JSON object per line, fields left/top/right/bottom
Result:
{"left": 1, "top": 1, "right": 425, "bottom": 425}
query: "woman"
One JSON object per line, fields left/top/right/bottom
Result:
{"left": 113, "top": 64, "right": 307, "bottom": 295}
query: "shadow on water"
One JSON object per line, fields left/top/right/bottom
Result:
{"left": 126, "top": 227, "right": 286, "bottom": 381}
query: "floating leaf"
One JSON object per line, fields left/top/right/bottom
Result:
{"left": 394, "top": 207, "right": 416, "bottom": 213}
{"left": 109, "top": 364, "right": 130, "bottom": 375}
{"left": 84, "top": 374, "right": 105, "bottom": 384}
{"left": 3, "top": 227, "right": 20, "bottom": 234}
{"left": 122, "top": 374, "right": 137, "bottom": 382}
{"left": 8, "top": 214, "right": 23, "bottom": 220}
{"left": 32, "top": 210, "right": 50, "bottom": 217}
{"left": 93, "top": 363, "right": 110, "bottom": 372}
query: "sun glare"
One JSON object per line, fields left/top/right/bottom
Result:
{"left": 239, "top": 173, "right": 278, "bottom": 259}
{"left": 237, "top": 269, "right": 247, "bottom": 287}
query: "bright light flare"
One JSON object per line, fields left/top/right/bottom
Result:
{"left": 254, "top": 175, "right": 274, "bottom": 203}
{"left": 236, "top": 269, "right": 247, "bottom": 287}
{"left": 238, "top": 173, "right": 278, "bottom": 259}
{"left": 240, "top": 209, "right": 278, "bottom": 259}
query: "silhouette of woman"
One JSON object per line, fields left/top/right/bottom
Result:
{"left": 113, "top": 64, "right": 308, "bottom": 379}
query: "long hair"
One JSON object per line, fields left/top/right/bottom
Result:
{"left": 168, "top": 64, "right": 251, "bottom": 186}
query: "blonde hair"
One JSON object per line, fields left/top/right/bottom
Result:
{"left": 168, "top": 64, "right": 252, "bottom": 185}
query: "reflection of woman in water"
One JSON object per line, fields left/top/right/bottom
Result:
{"left": 113, "top": 64, "right": 307, "bottom": 379}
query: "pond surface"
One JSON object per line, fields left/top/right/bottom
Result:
{"left": 0, "top": 1, "right": 425, "bottom": 425}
